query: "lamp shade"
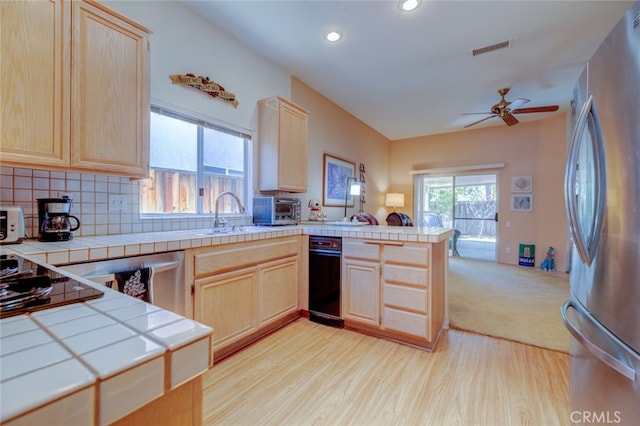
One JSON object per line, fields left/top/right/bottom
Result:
{"left": 349, "top": 180, "right": 362, "bottom": 196}
{"left": 385, "top": 193, "right": 405, "bottom": 208}
{"left": 344, "top": 177, "right": 361, "bottom": 220}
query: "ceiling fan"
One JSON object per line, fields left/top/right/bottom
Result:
{"left": 462, "top": 88, "right": 559, "bottom": 128}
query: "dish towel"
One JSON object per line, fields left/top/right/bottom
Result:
{"left": 114, "top": 267, "right": 154, "bottom": 304}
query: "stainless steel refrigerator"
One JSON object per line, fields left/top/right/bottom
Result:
{"left": 562, "top": 2, "right": 640, "bottom": 424}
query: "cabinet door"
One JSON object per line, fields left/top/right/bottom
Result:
{"left": 277, "top": 101, "right": 308, "bottom": 191}
{"left": 258, "top": 257, "right": 298, "bottom": 325}
{"left": 258, "top": 97, "right": 308, "bottom": 192}
{"left": 194, "top": 268, "right": 258, "bottom": 350}
{"left": 71, "top": 0, "right": 150, "bottom": 177}
{"left": 342, "top": 259, "right": 380, "bottom": 326}
{"left": 1, "top": 0, "right": 70, "bottom": 168}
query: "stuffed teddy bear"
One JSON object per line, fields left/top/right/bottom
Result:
{"left": 308, "top": 199, "right": 327, "bottom": 221}
{"left": 541, "top": 246, "right": 556, "bottom": 271}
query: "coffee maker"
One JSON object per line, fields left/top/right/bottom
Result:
{"left": 37, "top": 197, "right": 81, "bottom": 241}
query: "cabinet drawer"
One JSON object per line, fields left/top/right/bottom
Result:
{"left": 383, "top": 264, "right": 429, "bottom": 287}
{"left": 382, "top": 307, "right": 429, "bottom": 340}
{"left": 343, "top": 239, "right": 380, "bottom": 261}
{"left": 194, "top": 238, "right": 298, "bottom": 277}
{"left": 384, "top": 244, "right": 429, "bottom": 267}
{"left": 383, "top": 283, "right": 428, "bottom": 312}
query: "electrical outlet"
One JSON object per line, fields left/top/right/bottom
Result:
{"left": 506, "top": 246, "right": 512, "bottom": 254}
{"left": 109, "top": 195, "right": 128, "bottom": 211}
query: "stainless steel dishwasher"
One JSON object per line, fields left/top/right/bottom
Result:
{"left": 60, "top": 251, "right": 187, "bottom": 316}
{"left": 308, "top": 236, "right": 343, "bottom": 328}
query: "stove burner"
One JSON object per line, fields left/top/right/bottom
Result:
{"left": 0, "top": 255, "right": 103, "bottom": 318}
{"left": 0, "top": 257, "right": 20, "bottom": 277}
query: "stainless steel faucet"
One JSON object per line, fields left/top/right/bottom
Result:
{"left": 213, "top": 191, "right": 245, "bottom": 229}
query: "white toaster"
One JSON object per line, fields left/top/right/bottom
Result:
{"left": 0, "top": 205, "right": 25, "bottom": 244}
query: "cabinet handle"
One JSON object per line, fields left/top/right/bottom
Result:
{"left": 363, "top": 241, "right": 404, "bottom": 246}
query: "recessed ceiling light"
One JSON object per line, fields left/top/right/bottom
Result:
{"left": 324, "top": 30, "right": 342, "bottom": 42}
{"left": 399, "top": 0, "right": 420, "bottom": 12}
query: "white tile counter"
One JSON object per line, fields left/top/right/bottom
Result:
{"left": 0, "top": 223, "right": 452, "bottom": 424}
{"left": 0, "top": 255, "right": 212, "bottom": 425}
{"left": 5, "top": 224, "right": 453, "bottom": 264}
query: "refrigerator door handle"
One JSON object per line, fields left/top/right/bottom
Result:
{"left": 564, "top": 95, "right": 607, "bottom": 266}
{"left": 562, "top": 299, "right": 636, "bottom": 381}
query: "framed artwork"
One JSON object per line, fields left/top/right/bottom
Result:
{"left": 323, "top": 153, "right": 356, "bottom": 206}
{"left": 511, "top": 194, "right": 533, "bottom": 212}
{"left": 511, "top": 176, "right": 533, "bottom": 193}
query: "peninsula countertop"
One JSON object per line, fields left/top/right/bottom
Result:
{"left": 5, "top": 224, "right": 454, "bottom": 265}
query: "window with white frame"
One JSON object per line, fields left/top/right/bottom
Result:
{"left": 140, "top": 107, "right": 250, "bottom": 215}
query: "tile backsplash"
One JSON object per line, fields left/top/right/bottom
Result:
{"left": 0, "top": 167, "right": 249, "bottom": 239}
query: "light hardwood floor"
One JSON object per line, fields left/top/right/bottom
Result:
{"left": 203, "top": 319, "right": 570, "bottom": 426}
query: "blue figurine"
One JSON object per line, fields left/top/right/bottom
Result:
{"left": 541, "top": 246, "right": 556, "bottom": 271}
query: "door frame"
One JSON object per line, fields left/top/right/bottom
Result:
{"left": 413, "top": 167, "right": 502, "bottom": 262}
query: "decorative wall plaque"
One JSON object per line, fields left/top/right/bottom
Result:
{"left": 169, "top": 73, "right": 238, "bottom": 108}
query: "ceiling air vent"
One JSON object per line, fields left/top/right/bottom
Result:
{"left": 472, "top": 40, "right": 511, "bottom": 56}
{"left": 633, "top": 12, "right": 639, "bottom": 30}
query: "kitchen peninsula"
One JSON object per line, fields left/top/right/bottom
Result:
{"left": 1, "top": 224, "right": 453, "bottom": 425}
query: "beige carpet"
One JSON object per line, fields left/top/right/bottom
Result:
{"left": 448, "top": 258, "right": 570, "bottom": 353}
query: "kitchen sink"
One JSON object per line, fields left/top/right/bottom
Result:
{"left": 177, "top": 226, "right": 279, "bottom": 238}
{"left": 193, "top": 228, "right": 242, "bottom": 236}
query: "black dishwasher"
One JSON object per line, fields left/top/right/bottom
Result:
{"left": 308, "top": 236, "right": 343, "bottom": 328}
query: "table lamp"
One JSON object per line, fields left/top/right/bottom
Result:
{"left": 385, "top": 193, "right": 405, "bottom": 212}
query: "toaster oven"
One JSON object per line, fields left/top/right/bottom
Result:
{"left": 252, "top": 196, "right": 301, "bottom": 225}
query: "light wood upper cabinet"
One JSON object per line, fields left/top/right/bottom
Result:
{"left": 0, "top": 0, "right": 150, "bottom": 178}
{"left": 70, "top": 0, "right": 150, "bottom": 177}
{"left": 257, "top": 96, "right": 309, "bottom": 192}
{"left": 1, "top": 0, "right": 70, "bottom": 168}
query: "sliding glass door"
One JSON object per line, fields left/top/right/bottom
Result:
{"left": 415, "top": 173, "right": 498, "bottom": 261}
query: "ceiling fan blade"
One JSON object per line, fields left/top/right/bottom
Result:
{"left": 512, "top": 105, "right": 560, "bottom": 114}
{"left": 464, "top": 114, "right": 497, "bottom": 128}
{"left": 507, "top": 98, "right": 530, "bottom": 110}
{"left": 502, "top": 113, "right": 519, "bottom": 126}
{"left": 462, "top": 112, "right": 494, "bottom": 116}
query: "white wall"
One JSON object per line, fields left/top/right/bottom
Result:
{"left": 105, "top": 0, "right": 290, "bottom": 134}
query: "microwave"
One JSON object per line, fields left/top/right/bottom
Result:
{"left": 253, "top": 196, "right": 301, "bottom": 225}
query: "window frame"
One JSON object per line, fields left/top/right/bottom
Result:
{"left": 140, "top": 105, "right": 252, "bottom": 219}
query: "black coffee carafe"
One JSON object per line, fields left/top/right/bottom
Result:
{"left": 37, "top": 197, "right": 81, "bottom": 242}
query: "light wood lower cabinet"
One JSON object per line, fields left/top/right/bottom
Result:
{"left": 259, "top": 258, "right": 298, "bottom": 325}
{"left": 342, "top": 238, "right": 446, "bottom": 350}
{"left": 186, "top": 236, "right": 302, "bottom": 359}
{"left": 195, "top": 268, "right": 258, "bottom": 350}
{"left": 342, "top": 255, "right": 380, "bottom": 327}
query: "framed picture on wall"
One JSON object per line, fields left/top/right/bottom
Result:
{"left": 511, "top": 194, "right": 533, "bottom": 212}
{"left": 511, "top": 176, "right": 533, "bottom": 193}
{"left": 323, "top": 153, "right": 356, "bottom": 206}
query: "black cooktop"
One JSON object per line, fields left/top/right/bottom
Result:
{"left": 0, "top": 254, "right": 103, "bottom": 319}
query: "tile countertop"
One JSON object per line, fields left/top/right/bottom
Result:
{"left": 0, "top": 252, "right": 213, "bottom": 425}
{"left": 0, "top": 223, "right": 452, "bottom": 424}
{"left": 5, "top": 224, "right": 454, "bottom": 265}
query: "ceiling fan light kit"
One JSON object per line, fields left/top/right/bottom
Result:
{"left": 463, "top": 87, "right": 559, "bottom": 128}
